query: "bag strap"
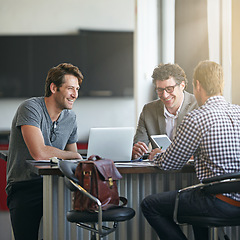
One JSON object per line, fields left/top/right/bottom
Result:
{"left": 102, "top": 197, "right": 128, "bottom": 210}
{"left": 83, "top": 171, "right": 92, "bottom": 192}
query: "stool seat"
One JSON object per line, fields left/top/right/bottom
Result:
{"left": 67, "top": 206, "right": 135, "bottom": 223}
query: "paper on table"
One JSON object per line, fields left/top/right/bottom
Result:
{"left": 27, "top": 159, "right": 82, "bottom": 164}
{"left": 115, "top": 161, "right": 153, "bottom": 167}
{"left": 27, "top": 160, "right": 51, "bottom": 163}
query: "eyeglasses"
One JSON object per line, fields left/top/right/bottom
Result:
{"left": 50, "top": 121, "right": 58, "bottom": 142}
{"left": 155, "top": 83, "right": 180, "bottom": 95}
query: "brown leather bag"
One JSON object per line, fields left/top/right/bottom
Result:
{"left": 73, "top": 155, "right": 125, "bottom": 212}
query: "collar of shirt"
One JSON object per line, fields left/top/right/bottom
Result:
{"left": 204, "top": 95, "right": 225, "bottom": 106}
{"left": 164, "top": 95, "right": 184, "bottom": 140}
{"left": 163, "top": 93, "right": 185, "bottom": 118}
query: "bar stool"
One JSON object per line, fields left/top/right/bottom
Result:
{"left": 58, "top": 160, "right": 135, "bottom": 240}
{"left": 174, "top": 172, "right": 240, "bottom": 240}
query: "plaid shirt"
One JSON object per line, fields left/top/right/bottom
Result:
{"left": 154, "top": 96, "right": 240, "bottom": 200}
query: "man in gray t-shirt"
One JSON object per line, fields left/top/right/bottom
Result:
{"left": 6, "top": 97, "right": 79, "bottom": 191}
{"left": 6, "top": 63, "right": 84, "bottom": 240}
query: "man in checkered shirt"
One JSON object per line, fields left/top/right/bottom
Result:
{"left": 141, "top": 60, "right": 240, "bottom": 240}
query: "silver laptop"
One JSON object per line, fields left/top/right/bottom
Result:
{"left": 87, "top": 127, "right": 134, "bottom": 162}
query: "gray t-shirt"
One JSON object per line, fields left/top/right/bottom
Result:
{"left": 6, "top": 97, "right": 78, "bottom": 194}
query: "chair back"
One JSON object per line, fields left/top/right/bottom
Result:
{"left": 58, "top": 161, "right": 79, "bottom": 183}
{"left": 203, "top": 179, "right": 240, "bottom": 194}
{"left": 0, "top": 151, "right": 7, "bottom": 161}
{"left": 202, "top": 172, "right": 240, "bottom": 194}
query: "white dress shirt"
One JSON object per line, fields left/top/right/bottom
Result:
{"left": 164, "top": 97, "right": 184, "bottom": 140}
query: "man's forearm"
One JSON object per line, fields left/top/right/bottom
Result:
{"left": 34, "top": 145, "right": 81, "bottom": 160}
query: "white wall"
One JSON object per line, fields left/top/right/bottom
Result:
{"left": 0, "top": 0, "right": 135, "bottom": 142}
{"left": 0, "top": 0, "right": 134, "bottom": 34}
{"left": 207, "top": 0, "right": 232, "bottom": 103}
{"left": 134, "top": 0, "right": 159, "bottom": 118}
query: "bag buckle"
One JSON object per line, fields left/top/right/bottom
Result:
{"left": 83, "top": 171, "right": 92, "bottom": 176}
{"left": 108, "top": 177, "right": 113, "bottom": 188}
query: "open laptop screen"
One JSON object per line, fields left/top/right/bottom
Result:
{"left": 87, "top": 127, "right": 134, "bottom": 162}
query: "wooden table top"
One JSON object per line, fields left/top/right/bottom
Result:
{"left": 27, "top": 160, "right": 195, "bottom": 176}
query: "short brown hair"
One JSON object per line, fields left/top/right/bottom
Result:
{"left": 45, "top": 63, "right": 84, "bottom": 97}
{"left": 193, "top": 60, "right": 224, "bottom": 96}
{"left": 152, "top": 63, "right": 188, "bottom": 89}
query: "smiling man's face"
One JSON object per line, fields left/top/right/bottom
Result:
{"left": 53, "top": 74, "right": 80, "bottom": 110}
{"left": 155, "top": 77, "right": 185, "bottom": 115}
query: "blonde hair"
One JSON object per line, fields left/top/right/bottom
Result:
{"left": 193, "top": 60, "right": 224, "bottom": 96}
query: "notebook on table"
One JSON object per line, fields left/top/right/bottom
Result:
{"left": 87, "top": 127, "right": 135, "bottom": 162}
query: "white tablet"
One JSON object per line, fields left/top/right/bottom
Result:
{"left": 150, "top": 134, "right": 172, "bottom": 150}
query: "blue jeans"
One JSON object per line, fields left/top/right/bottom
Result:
{"left": 141, "top": 188, "right": 240, "bottom": 240}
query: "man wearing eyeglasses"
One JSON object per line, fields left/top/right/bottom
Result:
{"left": 132, "top": 63, "right": 198, "bottom": 159}
{"left": 6, "top": 63, "right": 83, "bottom": 240}
{"left": 141, "top": 60, "right": 240, "bottom": 240}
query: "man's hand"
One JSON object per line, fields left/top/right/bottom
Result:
{"left": 149, "top": 148, "right": 165, "bottom": 161}
{"left": 132, "top": 141, "right": 148, "bottom": 159}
